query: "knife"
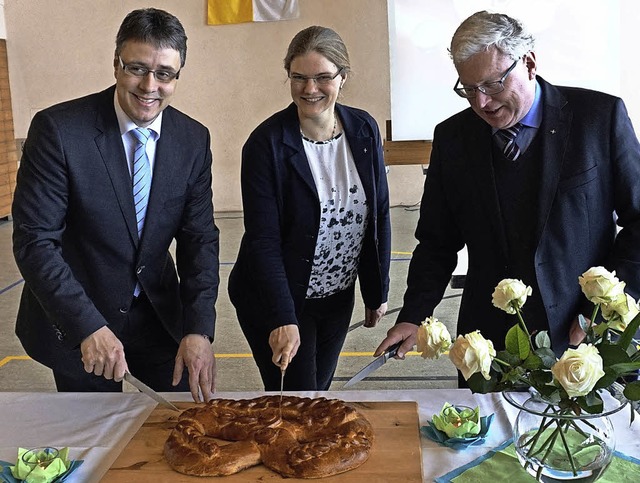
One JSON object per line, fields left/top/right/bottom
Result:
{"left": 124, "top": 372, "right": 181, "bottom": 412}
{"left": 343, "top": 342, "right": 402, "bottom": 388}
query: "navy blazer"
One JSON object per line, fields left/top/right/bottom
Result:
{"left": 13, "top": 86, "right": 220, "bottom": 367}
{"left": 229, "top": 103, "right": 391, "bottom": 333}
{"left": 398, "top": 77, "right": 640, "bottom": 355}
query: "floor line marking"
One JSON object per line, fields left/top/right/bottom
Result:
{"left": 0, "top": 355, "right": 31, "bottom": 368}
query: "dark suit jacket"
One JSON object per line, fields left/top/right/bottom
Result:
{"left": 12, "top": 86, "right": 219, "bottom": 368}
{"left": 228, "top": 103, "right": 390, "bottom": 333}
{"left": 398, "top": 77, "right": 640, "bottom": 355}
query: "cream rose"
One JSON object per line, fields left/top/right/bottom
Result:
{"left": 551, "top": 344, "right": 605, "bottom": 397}
{"left": 416, "top": 317, "right": 452, "bottom": 359}
{"left": 578, "top": 266, "right": 626, "bottom": 305}
{"left": 601, "top": 293, "right": 640, "bottom": 332}
{"left": 492, "top": 279, "right": 532, "bottom": 314}
{"left": 449, "top": 331, "right": 496, "bottom": 380}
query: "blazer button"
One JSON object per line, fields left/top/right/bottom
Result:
{"left": 119, "top": 306, "right": 129, "bottom": 314}
{"left": 136, "top": 265, "right": 145, "bottom": 275}
{"left": 53, "top": 326, "right": 64, "bottom": 341}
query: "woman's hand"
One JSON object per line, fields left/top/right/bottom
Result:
{"left": 269, "top": 324, "right": 301, "bottom": 371}
{"left": 364, "top": 302, "right": 388, "bottom": 328}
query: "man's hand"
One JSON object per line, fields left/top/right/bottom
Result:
{"left": 373, "top": 322, "right": 419, "bottom": 359}
{"left": 569, "top": 316, "right": 589, "bottom": 346}
{"left": 173, "top": 334, "right": 216, "bottom": 403}
{"left": 80, "top": 326, "right": 129, "bottom": 381}
{"left": 269, "top": 324, "right": 300, "bottom": 372}
{"left": 364, "top": 302, "right": 388, "bottom": 328}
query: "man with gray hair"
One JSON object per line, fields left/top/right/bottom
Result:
{"left": 375, "top": 10, "right": 640, "bottom": 377}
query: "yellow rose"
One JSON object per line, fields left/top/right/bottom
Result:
{"left": 601, "top": 293, "right": 640, "bottom": 332}
{"left": 492, "top": 279, "right": 532, "bottom": 314}
{"left": 416, "top": 317, "right": 452, "bottom": 359}
{"left": 551, "top": 344, "right": 605, "bottom": 398}
{"left": 578, "top": 266, "right": 626, "bottom": 305}
{"left": 449, "top": 331, "right": 496, "bottom": 380}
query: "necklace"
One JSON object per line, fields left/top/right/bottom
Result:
{"left": 300, "top": 116, "right": 338, "bottom": 144}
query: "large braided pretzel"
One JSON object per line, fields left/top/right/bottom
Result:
{"left": 164, "top": 395, "right": 374, "bottom": 478}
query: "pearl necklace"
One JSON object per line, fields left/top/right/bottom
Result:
{"left": 300, "top": 116, "right": 338, "bottom": 144}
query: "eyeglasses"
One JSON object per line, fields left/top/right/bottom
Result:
{"left": 289, "top": 68, "right": 343, "bottom": 85}
{"left": 118, "top": 56, "right": 180, "bottom": 83}
{"left": 453, "top": 58, "right": 519, "bottom": 98}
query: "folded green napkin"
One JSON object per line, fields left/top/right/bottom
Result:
{"left": 9, "top": 448, "right": 70, "bottom": 483}
{"left": 435, "top": 440, "right": 640, "bottom": 483}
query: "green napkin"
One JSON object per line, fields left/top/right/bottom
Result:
{"left": 446, "top": 442, "right": 640, "bottom": 483}
{"left": 10, "top": 448, "right": 70, "bottom": 483}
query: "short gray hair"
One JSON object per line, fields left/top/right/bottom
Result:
{"left": 449, "top": 11, "right": 535, "bottom": 66}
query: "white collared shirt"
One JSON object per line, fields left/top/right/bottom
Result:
{"left": 113, "top": 91, "right": 163, "bottom": 178}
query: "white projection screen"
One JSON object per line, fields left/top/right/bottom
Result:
{"left": 388, "top": 0, "right": 623, "bottom": 141}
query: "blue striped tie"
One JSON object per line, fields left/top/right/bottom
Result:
{"left": 498, "top": 123, "right": 522, "bottom": 161}
{"left": 131, "top": 128, "right": 151, "bottom": 238}
{"left": 131, "top": 128, "right": 151, "bottom": 297}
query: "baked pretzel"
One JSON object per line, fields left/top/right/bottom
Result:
{"left": 164, "top": 395, "right": 374, "bottom": 478}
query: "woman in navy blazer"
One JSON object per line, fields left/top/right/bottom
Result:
{"left": 229, "top": 26, "right": 390, "bottom": 391}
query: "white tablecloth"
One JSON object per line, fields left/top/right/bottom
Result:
{"left": 1, "top": 389, "right": 639, "bottom": 482}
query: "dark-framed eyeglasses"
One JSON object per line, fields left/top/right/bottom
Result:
{"left": 289, "top": 68, "right": 343, "bottom": 85}
{"left": 118, "top": 56, "right": 180, "bottom": 83}
{"left": 453, "top": 58, "right": 519, "bottom": 99}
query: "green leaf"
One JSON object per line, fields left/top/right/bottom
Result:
{"left": 467, "top": 372, "right": 497, "bottom": 393}
{"left": 597, "top": 342, "right": 630, "bottom": 366}
{"left": 496, "top": 349, "right": 521, "bottom": 367}
{"left": 534, "top": 331, "right": 551, "bottom": 349}
{"left": 528, "top": 369, "right": 553, "bottom": 387}
{"left": 533, "top": 347, "right": 557, "bottom": 368}
{"left": 581, "top": 391, "right": 604, "bottom": 414}
{"left": 618, "top": 312, "right": 640, "bottom": 350}
{"left": 609, "top": 362, "right": 640, "bottom": 375}
{"left": 594, "top": 368, "right": 618, "bottom": 390}
{"left": 523, "top": 353, "right": 543, "bottom": 370}
{"left": 505, "top": 324, "right": 530, "bottom": 360}
{"left": 624, "top": 381, "right": 640, "bottom": 401}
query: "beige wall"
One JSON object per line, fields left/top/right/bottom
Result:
{"left": 5, "top": 0, "right": 426, "bottom": 212}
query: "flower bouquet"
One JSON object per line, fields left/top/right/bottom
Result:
{"left": 417, "top": 266, "right": 640, "bottom": 481}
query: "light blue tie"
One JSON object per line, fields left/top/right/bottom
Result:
{"left": 131, "top": 128, "right": 151, "bottom": 238}
{"left": 130, "top": 128, "right": 151, "bottom": 297}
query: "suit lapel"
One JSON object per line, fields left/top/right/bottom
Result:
{"left": 534, "top": 78, "right": 571, "bottom": 245}
{"left": 282, "top": 104, "right": 318, "bottom": 196}
{"left": 141, "top": 109, "right": 183, "bottom": 247}
{"left": 94, "top": 88, "right": 138, "bottom": 246}
{"left": 338, "top": 104, "right": 374, "bottom": 198}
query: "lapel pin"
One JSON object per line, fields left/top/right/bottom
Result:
{"left": 364, "top": 148, "right": 368, "bottom": 153}
{"left": 550, "top": 129, "right": 556, "bottom": 134}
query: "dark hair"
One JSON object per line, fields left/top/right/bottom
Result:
{"left": 115, "top": 8, "right": 187, "bottom": 67}
{"left": 284, "top": 26, "right": 350, "bottom": 74}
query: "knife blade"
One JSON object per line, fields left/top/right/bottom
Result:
{"left": 124, "top": 372, "right": 181, "bottom": 412}
{"left": 343, "top": 342, "right": 402, "bottom": 388}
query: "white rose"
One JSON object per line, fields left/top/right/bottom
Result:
{"left": 578, "top": 266, "right": 626, "bottom": 305}
{"left": 551, "top": 344, "right": 605, "bottom": 398}
{"left": 416, "top": 317, "right": 452, "bottom": 359}
{"left": 449, "top": 331, "right": 496, "bottom": 380}
{"left": 492, "top": 279, "right": 532, "bottom": 314}
{"left": 601, "top": 293, "right": 640, "bottom": 332}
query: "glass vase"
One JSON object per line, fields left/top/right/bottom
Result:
{"left": 504, "top": 391, "right": 624, "bottom": 482}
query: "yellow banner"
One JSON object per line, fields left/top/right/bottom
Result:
{"left": 208, "top": 0, "right": 299, "bottom": 26}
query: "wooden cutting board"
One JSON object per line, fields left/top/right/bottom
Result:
{"left": 102, "top": 400, "right": 423, "bottom": 482}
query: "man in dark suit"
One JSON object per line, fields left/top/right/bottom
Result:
{"left": 12, "top": 8, "right": 220, "bottom": 402}
{"left": 375, "top": 11, "right": 640, "bottom": 367}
